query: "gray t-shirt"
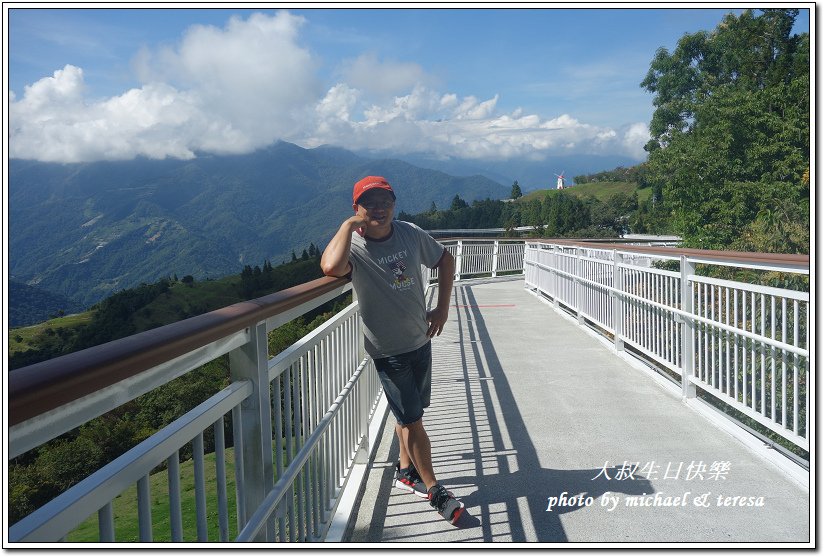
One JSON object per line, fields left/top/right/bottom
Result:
{"left": 349, "top": 220, "right": 446, "bottom": 358}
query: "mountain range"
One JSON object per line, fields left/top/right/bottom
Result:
{"left": 9, "top": 141, "right": 508, "bottom": 311}
{"left": 9, "top": 141, "right": 640, "bottom": 318}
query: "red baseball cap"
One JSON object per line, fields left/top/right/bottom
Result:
{"left": 352, "top": 176, "right": 395, "bottom": 204}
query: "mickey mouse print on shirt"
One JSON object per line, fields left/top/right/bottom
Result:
{"left": 379, "top": 249, "right": 415, "bottom": 291}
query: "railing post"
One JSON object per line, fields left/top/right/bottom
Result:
{"left": 552, "top": 245, "right": 559, "bottom": 308}
{"left": 680, "top": 256, "right": 697, "bottom": 399}
{"left": 229, "top": 322, "right": 275, "bottom": 542}
{"left": 492, "top": 240, "right": 499, "bottom": 278}
{"left": 356, "top": 362, "right": 369, "bottom": 465}
{"left": 455, "top": 240, "right": 463, "bottom": 281}
{"left": 352, "top": 297, "right": 369, "bottom": 466}
{"left": 575, "top": 247, "right": 584, "bottom": 324}
{"left": 613, "top": 250, "right": 625, "bottom": 352}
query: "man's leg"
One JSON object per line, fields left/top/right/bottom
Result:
{"left": 396, "top": 419, "right": 436, "bottom": 489}
{"left": 396, "top": 423, "right": 413, "bottom": 470}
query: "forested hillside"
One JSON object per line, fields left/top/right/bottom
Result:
{"left": 9, "top": 248, "right": 328, "bottom": 370}
{"left": 9, "top": 281, "right": 85, "bottom": 327}
{"left": 400, "top": 178, "right": 664, "bottom": 238}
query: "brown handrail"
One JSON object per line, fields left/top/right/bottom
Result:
{"left": 436, "top": 237, "right": 809, "bottom": 270}
{"left": 525, "top": 239, "right": 810, "bottom": 271}
{"left": 9, "top": 276, "right": 350, "bottom": 426}
{"left": 9, "top": 241, "right": 809, "bottom": 427}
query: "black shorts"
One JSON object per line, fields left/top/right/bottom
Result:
{"left": 373, "top": 342, "right": 432, "bottom": 425}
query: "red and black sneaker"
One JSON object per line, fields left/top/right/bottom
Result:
{"left": 394, "top": 461, "right": 428, "bottom": 498}
{"left": 428, "top": 483, "right": 464, "bottom": 524}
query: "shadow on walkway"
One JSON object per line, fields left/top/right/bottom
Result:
{"left": 346, "top": 279, "right": 809, "bottom": 543}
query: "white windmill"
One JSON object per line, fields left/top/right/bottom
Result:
{"left": 555, "top": 171, "right": 566, "bottom": 190}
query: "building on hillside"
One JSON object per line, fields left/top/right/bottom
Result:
{"left": 555, "top": 172, "right": 567, "bottom": 190}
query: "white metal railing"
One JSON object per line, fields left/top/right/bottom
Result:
{"left": 524, "top": 242, "right": 810, "bottom": 453}
{"left": 9, "top": 237, "right": 810, "bottom": 544}
{"left": 428, "top": 239, "right": 525, "bottom": 282}
{"left": 236, "top": 302, "right": 382, "bottom": 542}
{"left": 9, "top": 279, "right": 387, "bottom": 543}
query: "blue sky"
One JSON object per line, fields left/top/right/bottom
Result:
{"left": 7, "top": 6, "right": 812, "bottom": 163}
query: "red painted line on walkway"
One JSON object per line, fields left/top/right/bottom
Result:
{"left": 451, "top": 304, "right": 516, "bottom": 308}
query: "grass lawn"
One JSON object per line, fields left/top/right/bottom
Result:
{"left": 521, "top": 181, "right": 652, "bottom": 204}
{"left": 67, "top": 450, "right": 240, "bottom": 543}
{"left": 66, "top": 439, "right": 316, "bottom": 543}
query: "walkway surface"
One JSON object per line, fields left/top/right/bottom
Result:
{"left": 344, "top": 278, "right": 810, "bottom": 544}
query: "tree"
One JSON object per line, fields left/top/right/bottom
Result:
{"left": 518, "top": 198, "right": 539, "bottom": 228}
{"left": 510, "top": 181, "right": 523, "bottom": 199}
{"left": 450, "top": 194, "right": 468, "bottom": 211}
{"left": 543, "top": 192, "right": 591, "bottom": 236}
{"left": 591, "top": 192, "right": 638, "bottom": 235}
{"left": 641, "top": 9, "right": 809, "bottom": 252}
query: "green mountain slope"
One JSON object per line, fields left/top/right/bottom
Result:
{"left": 10, "top": 142, "right": 507, "bottom": 309}
{"left": 8, "top": 255, "right": 328, "bottom": 369}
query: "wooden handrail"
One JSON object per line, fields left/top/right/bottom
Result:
{"left": 436, "top": 237, "right": 808, "bottom": 270}
{"left": 525, "top": 239, "right": 809, "bottom": 271}
{"left": 9, "top": 276, "right": 350, "bottom": 426}
{"left": 9, "top": 240, "right": 808, "bottom": 427}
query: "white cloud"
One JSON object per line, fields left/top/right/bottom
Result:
{"left": 10, "top": 11, "right": 318, "bottom": 162}
{"left": 621, "top": 122, "right": 651, "bottom": 159}
{"left": 339, "top": 53, "right": 429, "bottom": 98}
{"left": 10, "top": 11, "right": 648, "bottom": 163}
{"left": 303, "top": 83, "right": 647, "bottom": 161}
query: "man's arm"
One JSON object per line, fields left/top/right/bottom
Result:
{"left": 425, "top": 249, "right": 455, "bottom": 337}
{"left": 321, "top": 216, "right": 366, "bottom": 277}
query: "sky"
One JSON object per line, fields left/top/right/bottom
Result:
{"left": 5, "top": 4, "right": 812, "bottom": 164}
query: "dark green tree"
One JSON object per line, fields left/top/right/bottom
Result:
{"left": 641, "top": 8, "right": 809, "bottom": 252}
{"left": 510, "top": 181, "right": 523, "bottom": 199}
{"left": 521, "top": 199, "right": 543, "bottom": 232}
{"left": 450, "top": 194, "right": 469, "bottom": 211}
{"left": 543, "top": 192, "right": 591, "bottom": 236}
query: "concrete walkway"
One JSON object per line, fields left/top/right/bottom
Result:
{"left": 345, "top": 278, "right": 810, "bottom": 545}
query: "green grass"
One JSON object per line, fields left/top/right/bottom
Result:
{"left": 67, "top": 449, "right": 240, "bottom": 543}
{"left": 66, "top": 438, "right": 314, "bottom": 543}
{"left": 521, "top": 181, "right": 652, "bottom": 204}
{"left": 8, "top": 312, "right": 93, "bottom": 354}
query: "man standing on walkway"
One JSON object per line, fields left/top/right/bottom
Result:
{"left": 321, "top": 176, "right": 464, "bottom": 524}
